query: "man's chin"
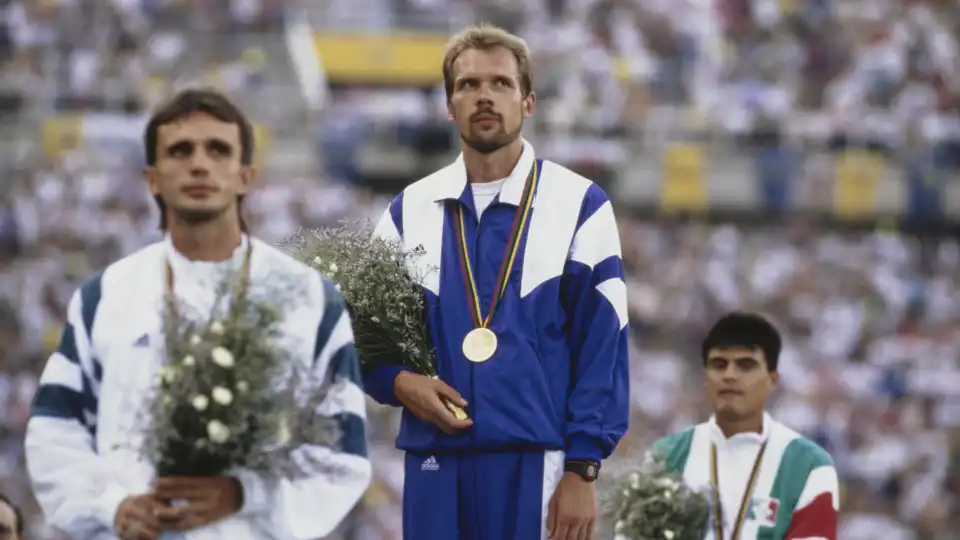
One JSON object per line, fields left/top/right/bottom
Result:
{"left": 714, "top": 405, "right": 744, "bottom": 419}
{"left": 172, "top": 207, "right": 226, "bottom": 225}
{"left": 463, "top": 131, "right": 519, "bottom": 155}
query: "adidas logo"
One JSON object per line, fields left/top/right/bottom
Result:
{"left": 421, "top": 455, "right": 439, "bottom": 472}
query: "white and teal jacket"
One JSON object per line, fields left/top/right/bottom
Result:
{"left": 651, "top": 413, "right": 839, "bottom": 540}
{"left": 24, "top": 235, "right": 371, "bottom": 540}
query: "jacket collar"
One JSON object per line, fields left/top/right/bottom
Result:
{"left": 430, "top": 139, "right": 537, "bottom": 206}
{"left": 708, "top": 411, "right": 772, "bottom": 446}
{"left": 163, "top": 233, "right": 250, "bottom": 272}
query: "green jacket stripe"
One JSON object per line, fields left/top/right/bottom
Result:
{"left": 651, "top": 427, "right": 695, "bottom": 475}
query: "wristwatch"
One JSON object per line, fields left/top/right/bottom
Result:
{"left": 564, "top": 459, "right": 600, "bottom": 482}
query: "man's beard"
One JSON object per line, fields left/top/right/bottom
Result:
{"left": 461, "top": 121, "right": 522, "bottom": 155}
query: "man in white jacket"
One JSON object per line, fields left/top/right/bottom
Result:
{"left": 24, "top": 89, "right": 371, "bottom": 540}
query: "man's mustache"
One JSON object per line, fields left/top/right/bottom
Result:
{"left": 470, "top": 109, "right": 501, "bottom": 122}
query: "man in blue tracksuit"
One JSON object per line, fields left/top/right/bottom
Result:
{"left": 366, "top": 24, "right": 630, "bottom": 540}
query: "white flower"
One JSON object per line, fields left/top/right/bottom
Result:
{"left": 210, "top": 321, "right": 225, "bottom": 335}
{"left": 664, "top": 530, "right": 675, "bottom": 540}
{"left": 629, "top": 471, "right": 640, "bottom": 489}
{"left": 614, "top": 520, "right": 625, "bottom": 532}
{"left": 329, "top": 263, "right": 338, "bottom": 273}
{"left": 211, "top": 386, "right": 233, "bottom": 406}
{"left": 191, "top": 395, "right": 209, "bottom": 411}
{"left": 334, "top": 283, "right": 341, "bottom": 291}
{"left": 236, "top": 381, "right": 248, "bottom": 392}
{"left": 312, "top": 256, "right": 322, "bottom": 266}
{"left": 189, "top": 334, "right": 202, "bottom": 346}
{"left": 211, "top": 347, "right": 235, "bottom": 368}
{"left": 655, "top": 477, "right": 679, "bottom": 490}
{"left": 158, "top": 367, "right": 176, "bottom": 384}
{"left": 181, "top": 355, "right": 195, "bottom": 367}
{"left": 663, "top": 490, "right": 673, "bottom": 500}
{"left": 206, "top": 420, "right": 230, "bottom": 443}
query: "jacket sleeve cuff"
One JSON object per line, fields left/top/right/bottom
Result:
{"left": 97, "top": 483, "right": 130, "bottom": 531}
{"left": 233, "top": 469, "right": 271, "bottom": 516}
{"left": 565, "top": 434, "right": 605, "bottom": 463}
{"left": 361, "top": 365, "right": 410, "bottom": 407}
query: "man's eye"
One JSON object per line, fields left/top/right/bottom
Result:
{"left": 169, "top": 144, "right": 192, "bottom": 157}
{"left": 209, "top": 144, "right": 231, "bottom": 156}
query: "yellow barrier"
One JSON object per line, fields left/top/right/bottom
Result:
{"left": 251, "top": 123, "right": 270, "bottom": 167}
{"left": 41, "top": 114, "right": 84, "bottom": 158}
{"left": 833, "top": 150, "right": 882, "bottom": 220}
{"left": 659, "top": 142, "right": 707, "bottom": 212}
{"left": 313, "top": 33, "right": 447, "bottom": 85}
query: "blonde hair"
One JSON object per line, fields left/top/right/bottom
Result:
{"left": 442, "top": 24, "right": 533, "bottom": 99}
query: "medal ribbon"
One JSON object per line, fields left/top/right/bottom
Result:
{"left": 710, "top": 441, "right": 767, "bottom": 540}
{"left": 164, "top": 241, "right": 254, "bottom": 320}
{"left": 453, "top": 160, "right": 538, "bottom": 328}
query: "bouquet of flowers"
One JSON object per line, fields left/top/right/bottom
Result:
{"left": 140, "top": 270, "right": 341, "bottom": 479}
{"left": 282, "top": 224, "right": 467, "bottom": 419}
{"left": 601, "top": 455, "right": 710, "bottom": 540}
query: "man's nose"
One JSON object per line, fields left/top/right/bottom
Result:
{"left": 476, "top": 84, "right": 494, "bottom": 102}
{"left": 721, "top": 366, "right": 740, "bottom": 381}
{"left": 189, "top": 151, "right": 212, "bottom": 176}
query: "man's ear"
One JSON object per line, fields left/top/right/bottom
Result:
{"left": 238, "top": 165, "right": 258, "bottom": 195}
{"left": 768, "top": 370, "right": 779, "bottom": 388}
{"left": 144, "top": 166, "right": 160, "bottom": 196}
{"left": 522, "top": 91, "right": 537, "bottom": 118}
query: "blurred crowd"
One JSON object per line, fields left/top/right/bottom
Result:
{"left": 1, "top": 0, "right": 960, "bottom": 539}
{"left": 315, "top": 0, "right": 960, "bottom": 140}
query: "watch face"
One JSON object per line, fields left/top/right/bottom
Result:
{"left": 586, "top": 464, "right": 597, "bottom": 478}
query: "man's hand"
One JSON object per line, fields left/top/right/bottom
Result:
{"left": 393, "top": 371, "right": 473, "bottom": 434}
{"left": 547, "top": 472, "right": 597, "bottom": 540}
{"left": 152, "top": 476, "right": 244, "bottom": 532}
{"left": 114, "top": 494, "right": 163, "bottom": 540}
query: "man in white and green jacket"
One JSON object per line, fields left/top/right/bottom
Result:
{"left": 651, "top": 313, "right": 838, "bottom": 540}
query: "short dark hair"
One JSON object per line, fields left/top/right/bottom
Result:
{"left": 701, "top": 312, "right": 782, "bottom": 371}
{"left": 0, "top": 492, "right": 24, "bottom": 536}
{"left": 143, "top": 88, "right": 255, "bottom": 231}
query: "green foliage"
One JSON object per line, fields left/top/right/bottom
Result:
{"left": 140, "top": 268, "right": 340, "bottom": 480}
{"left": 601, "top": 456, "right": 711, "bottom": 540}
{"left": 283, "top": 224, "right": 438, "bottom": 377}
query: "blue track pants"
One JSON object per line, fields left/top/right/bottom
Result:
{"left": 402, "top": 450, "right": 564, "bottom": 540}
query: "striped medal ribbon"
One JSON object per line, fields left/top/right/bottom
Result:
{"left": 453, "top": 160, "right": 538, "bottom": 363}
{"left": 710, "top": 441, "right": 768, "bottom": 540}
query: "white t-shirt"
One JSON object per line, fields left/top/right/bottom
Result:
{"left": 471, "top": 179, "right": 506, "bottom": 219}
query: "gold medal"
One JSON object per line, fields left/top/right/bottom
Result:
{"left": 429, "top": 376, "right": 470, "bottom": 420}
{"left": 462, "top": 327, "right": 498, "bottom": 363}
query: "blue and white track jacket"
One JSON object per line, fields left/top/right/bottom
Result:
{"left": 24, "top": 236, "right": 371, "bottom": 540}
{"left": 366, "top": 141, "right": 631, "bottom": 463}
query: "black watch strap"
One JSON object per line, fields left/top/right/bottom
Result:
{"left": 564, "top": 459, "right": 600, "bottom": 482}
